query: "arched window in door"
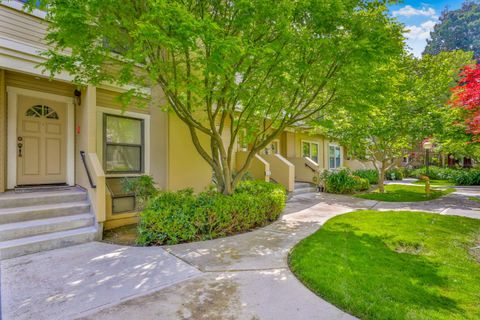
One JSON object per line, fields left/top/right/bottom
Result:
{"left": 25, "top": 105, "right": 59, "bottom": 120}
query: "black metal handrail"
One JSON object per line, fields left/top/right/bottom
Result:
{"left": 80, "top": 151, "right": 96, "bottom": 188}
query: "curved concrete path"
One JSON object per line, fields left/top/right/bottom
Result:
{"left": 2, "top": 187, "right": 479, "bottom": 320}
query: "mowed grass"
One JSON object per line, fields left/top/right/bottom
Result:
{"left": 355, "top": 184, "right": 455, "bottom": 202}
{"left": 289, "top": 210, "right": 480, "bottom": 320}
{"left": 413, "top": 179, "right": 455, "bottom": 187}
{"left": 468, "top": 196, "right": 480, "bottom": 204}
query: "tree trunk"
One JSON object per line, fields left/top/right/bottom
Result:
{"left": 378, "top": 162, "right": 386, "bottom": 193}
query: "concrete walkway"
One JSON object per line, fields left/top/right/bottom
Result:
{"left": 2, "top": 187, "right": 479, "bottom": 320}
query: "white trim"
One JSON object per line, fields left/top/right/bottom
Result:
{"left": 6, "top": 86, "right": 75, "bottom": 188}
{"left": 328, "top": 143, "right": 342, "bottom": 169}
{"left": 7, "top": 90, "right": 17, "bottom": 189}
{"left": 66, "top": 102, "right": 75, "bottom": 185}
{"left": 301, "top": 140, "right": 320, "bottom": 164}
{"left": 96, "top": 107, "right": 151, "bottom": 176}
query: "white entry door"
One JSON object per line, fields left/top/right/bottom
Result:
{"left": 16, "top": 95, "right": 67, "bottom": 185}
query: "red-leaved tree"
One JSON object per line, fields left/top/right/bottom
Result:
{"left": 451, "top": 64, "right": 480, "bottom": 136}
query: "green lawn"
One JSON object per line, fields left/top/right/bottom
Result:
{"left": 289, "top": 210, "right": 480, "bottom": 320}
{"left": 355, "top": 184, "right": 455, "bottom": 202}
{"left": 468, "top": 196, "right": 480, "bottom": 203}
{"left": 413, "top": 179, "right": 454, "bottom": 187}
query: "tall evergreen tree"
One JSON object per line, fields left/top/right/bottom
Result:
{"left": 424, "top": 1, "right": 480, "bottom": 59}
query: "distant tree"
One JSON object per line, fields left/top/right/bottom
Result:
{"left": 424, "top": 1, "right": 480, "bottom": 59}
{"left": 450, "top": 64, "right": 480, "bottom": 136}
{"left": 323, "top": 52, "right": 471, "bottom": 192}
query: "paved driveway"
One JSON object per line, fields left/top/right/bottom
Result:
{"left": 2, "top": 187, "right": 479, "bottom": 320}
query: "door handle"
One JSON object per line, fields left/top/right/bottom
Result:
{"left": 17, "top": 137, "right": 23, "bottom": 158}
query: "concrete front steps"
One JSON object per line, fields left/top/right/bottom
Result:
{"left": 291, "top": 182, "right": 318, "bottom": 197}
{"left": 0, "top": 188, "right": 97, "bottom": 260}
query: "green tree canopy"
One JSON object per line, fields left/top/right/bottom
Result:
{"left": 322, "top": 51, "right": 472, "bottom": 192}
{"left": 28, "top": 0, "right": 403, "bottom": 194}
{"left": 424, "top": 1, "right": 480, "bottom": 60}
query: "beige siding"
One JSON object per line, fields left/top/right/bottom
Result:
{"left": 0, "top": 69, "right": 5, "bottom": 192}
{"left": 5, "top": 71, "right": 74, "bottom": 97}
{"left": 96, "top": 88, "right": 149, "bottom": 114}
{"left": 0, "top": 5, "right": 48, "bottom": 48}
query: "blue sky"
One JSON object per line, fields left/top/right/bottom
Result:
{"left": 389, "top": 0, "right": 465, "bottom": 57}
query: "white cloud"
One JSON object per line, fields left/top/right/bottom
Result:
{"left": 392, "top": 5, "right": 436, "bottom": 18}
{"left": 405, "top": 20, "right": 437, "bottom": 41}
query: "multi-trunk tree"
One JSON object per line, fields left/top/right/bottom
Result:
{"left": 27, "top": 0, "right": 403, "bottom": 194}
{"left": 322, "top": 51, "right": 472, "bottom": 192}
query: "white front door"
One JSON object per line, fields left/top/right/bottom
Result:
{"left": 16, "top": 95, "right": 67, "bottom": 185}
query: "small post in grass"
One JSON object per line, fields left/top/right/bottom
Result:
{"left": 421, "top": 175, "right": 431, "bottom": 196}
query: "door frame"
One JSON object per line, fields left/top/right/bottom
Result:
{"left": 7, "top": 87, "right": 75, "bottom": 189}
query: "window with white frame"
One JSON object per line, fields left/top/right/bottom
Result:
{"left": 104, "top": 114, "right": 144, "bottom": 173}
{"left": 329, "top": 145, "right": 341, "bottom": 169}
{"left": 302, "top": 141, "right": 320, "bottom": 164}
{"left": 262, "top": 139, "right": 280, "bottom": 155}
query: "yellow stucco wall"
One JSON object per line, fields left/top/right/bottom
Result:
{"left": 168, "top": 114, "right": 212, "bottom": 192}
{"left": 292, "top": 132, "right": 327, "bottom": 168}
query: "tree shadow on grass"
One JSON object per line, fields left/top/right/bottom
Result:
{"left": 291, "top": 225, "right": 464, "bottom": 320}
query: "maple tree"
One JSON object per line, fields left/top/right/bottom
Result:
{"left": 324, "top": 52, "right": 471, "bottom": 192}
{"left": 26, "top": 0, "right": 403, "bottom": 195}
{"left": 451, "top": 64, "right": 480, "bottom": 137}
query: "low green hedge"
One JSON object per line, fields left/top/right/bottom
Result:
{"left": 322, "top": 169, "right": 370, "bottom": 194}
{"left": 410, "top": 166, "right": 480, "bottom": 185}
{"left": 137, "top": 181, "right": 286, "bottom": 245}
{"left": 385, "top": 168, "right": 404, "bottom": 181}
{"left": 353, "top": 169, "right": 379, "bottom": 184}
{"left": 410, "top": 166, "right": 454, "bottom": 180}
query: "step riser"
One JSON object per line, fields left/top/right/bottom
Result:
{"left": 0, "top": 193, "right": 87, "bottom": 209}
{"left": 294, "top": 183, "right": 313, "bottom": 189}
{"left": 0, "top": 204, "right": 91, "bottom": 224}
{"left": 0, "top": 231, "right": 97, "bottom": 260}
{"left": 0, "top": 216, "right": 94, "bottom": 241}
{"left": 292, "top": 188, "right": 317, "bottom": 196}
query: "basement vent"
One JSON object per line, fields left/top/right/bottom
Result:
{"left": 106, "top": 177, "right": 136, "bottom": 214}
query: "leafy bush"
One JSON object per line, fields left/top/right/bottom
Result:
{"left": 137, "top": 181, "right": 286, "bottom": 245}
{"left": 450, "top": 170, "right": 480, "bottom": 185}
{"left": 410, "top": 166, "right": 480, "bottom": 186}
{"left": 353, "top": 169, "right": 379, "bottom": 184}
{"left": 122, "top": 175, "right": 158, "bottom": 209}
{"left": 386, "top": 168, "right": 404, "bottom": 181}
{"left": 321, "top": 169, "right": 370, "bottom": 194}
{"left": 410, "top": 166, "right": 453, "bottom": 180}
{"left": 353, "top": 176, "right": 370, "bottom": 191}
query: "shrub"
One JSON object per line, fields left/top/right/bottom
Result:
{"left": 137, "top": 181, "right": 286, "bottom": 245}
{"left": 122, "top": 175, "right": 158, "bottom": 209}
{"left": 450, "top": 170, "right": 480, "bottom": 185}
{"left": 409, "top": 166, "right": 480, "bottom": 186}
{"left": 322, "top": 169, "right": 370, "bottom": 194}
{"left": 386, "top": 168, "right": 404, "bottom": 181}
{"left": 353, "top": 169, "right": 379, "bottom": 184}
{"left": 353, "top": 176, "right": 370, "bottom": 191}
{"left": 410, "top": 166, "right": 454, "bottom": 180}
